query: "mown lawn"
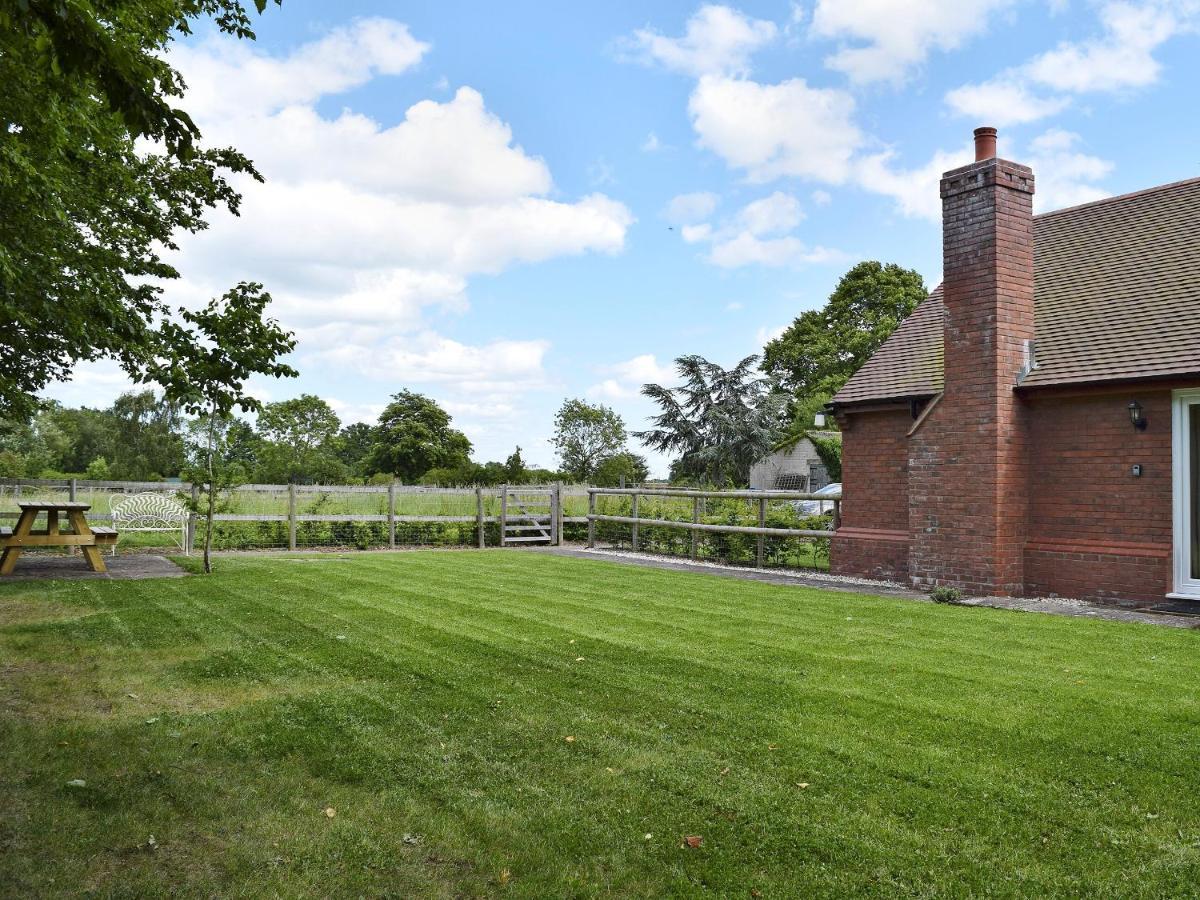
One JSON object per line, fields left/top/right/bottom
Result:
{"left": 2, "top": 551, "right": 1199, "bottom": 897}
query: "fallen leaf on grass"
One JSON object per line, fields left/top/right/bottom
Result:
{"left": 402, "top": 832, "right": 423, "bottom": 845}
{"left": 499, "top": 868, "right": 511, "bottom": 885}
{"left": 767, "top": 743, "right": 779, "bottom": 751}
{"left": 564, "top": 735, "right": 576, "bottom": 743}
{"left": 796, "top": 782, "right": 810, "bottom": 789}
{"left": 683, "top": 835, "right": 703, "bottom": 849}
{"left": 145, "top": 718, "right": 159, "bottom": 725}
{"left": 719, "top": 767, "right": 730, "bottom": 777}
{"left": 644, "top": 833, "right": 653, "bottom": 840}
{"left": 575, "top": 656, "right": 585, "bottom": 662}
{"left": 66, "top": 779, "right": 86, "bottom": 788}
{"left": 323, "top": 807, "right": 336, "bottom": 818}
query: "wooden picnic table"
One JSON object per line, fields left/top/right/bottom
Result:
{"left": 0, "top": 501, "right": 117, "bottom": 576}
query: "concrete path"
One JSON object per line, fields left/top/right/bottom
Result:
{"left": 529, "top": 546, "right": 1200, "bottom": 629}
{"left": 0, "top": 554, "right": 186, "bottom": 582}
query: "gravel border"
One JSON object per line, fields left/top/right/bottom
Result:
{"left": 535, "top": 546, "right": 1199, "bottom": 629}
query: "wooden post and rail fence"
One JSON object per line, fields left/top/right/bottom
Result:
{"left": 585, "top": 486, "right": 841, "bottom": 561}
{"left": 0, "top": 478, "right": 841, "bottom": 558}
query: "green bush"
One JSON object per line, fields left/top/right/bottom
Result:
{"left": 930, "top": 586, "right": 965, "bottom": 605}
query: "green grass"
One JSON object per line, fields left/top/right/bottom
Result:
{"left": 2, "top": 551, "right": 1198, "bottom": 897}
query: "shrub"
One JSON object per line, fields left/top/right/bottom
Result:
{"left": 930, "top": 586, "right": 965, "bottom": 605}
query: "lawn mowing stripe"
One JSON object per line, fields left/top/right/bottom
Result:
{"left": 196, "top": 564, "right": 1200, "bottom": 854}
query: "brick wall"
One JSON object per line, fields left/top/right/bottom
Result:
{"left": 1022, "top": 389, "right": 1173, "bottom": 604}
{"left": 909, "top": 157, "right": 1036, "bottom": 595}
{"left": 831, "top": 407, "right": 911, "bottom": 580}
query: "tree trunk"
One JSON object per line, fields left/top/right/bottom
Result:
{"left": 203, "top": 413, "right": 216, "bottom": 574}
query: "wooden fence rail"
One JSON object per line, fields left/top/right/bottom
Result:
{"left": 586, "top": 486, "right": 842, "bottom": 562}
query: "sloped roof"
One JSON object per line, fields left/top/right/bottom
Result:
{"left": 832, "top": 287, "right": 945, "bottom": 404}
{"left": 832, "top": 176, "right": 1200, "bottom": 405}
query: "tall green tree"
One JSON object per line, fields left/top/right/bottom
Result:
{"left": 143, "top": 282, "right": 296, "bottom": 572}
{"left": 0, "top": 0, "right": 279, "bottom": 419}
{"left": 366, "top": 391, "right": 471, "bottom": 483}
{"left": 334, "top": 422, "right": 376, "bottom": 478}
{"left": 592, "top": 451, "right": 650, "bottom": 488}
{"left": 107, "top": 390, "right": 186, "bottom": 479}
{"left": 761, "top": 261, "right": 927, "bottom": 398}
{"left": 636, "top": 355, "right": 785, "bottom": 486}
{"left": 551, "top": 399, "right": 627, "bottom": 481}
{"left": 255, "top": 394, "right": 344, "bottom": 483}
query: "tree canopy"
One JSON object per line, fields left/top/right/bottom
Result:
{"left": 636, "top": 355, "right": 785, "bottom": 485}
{"left": 0, "top": 0, "right": 280, "bottom": 419}
{"left": 761, "top": 261, "right": 927, "bottom": 399}
{"left": 366, "top": 391, "right": 472, "bottom": 483}
{"left": 255, "top": 394, "right": 346, "bottom": 483}
{"left": 551, "top": 399, "right": 628, "bottom": 482}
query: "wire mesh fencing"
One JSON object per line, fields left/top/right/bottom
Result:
{"left": 586, "top": 488, "right": 839, "bottom": 571}
{"left": 0, "top": 478, "right": 590, "bottom": 555}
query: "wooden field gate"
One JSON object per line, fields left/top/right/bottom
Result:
{"left": 499, "top": 485, "right": 561, "bottom": 546}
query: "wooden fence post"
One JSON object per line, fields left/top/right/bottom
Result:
{"left": 630, "top": 491, "right": 639, "bottom": 552}
{"left": 499, "top": 485, "right": 508, "bottom": 547}
{"left": 553, "top": 481, "right": 562, "bottom": 546}
{"left": 476, "top": 486, "right": 485, "bottom": 549}
{"left": 69, "top": 478, "right": 77, "bottom": 502}
{"left": 387, "top": 481, "right": 396, "bottom": 550}
{"left": 587, "top": 490, "right": 596, "bottom": 548}
{"left": 756, "top": 497, "right": 766, "bottom": 568}
{"left": 832, "top": 499, "right": 842, "bottom": 531}
{"left": 690, "top": 496, "right": 700, "bottom": 560}
{"left": 288, "top": 483, "right": 297, "bottom": 552}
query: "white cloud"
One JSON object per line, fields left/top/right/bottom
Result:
{"left": 161, "top": 21, "right": 633, "bottom": 427}
{"left": 688, "top": 75, "right": 862, "bottom": 183}
{"left": 663, "top": 191, "right": 719, "bottom": 224}
{"left": 1025, "top": 1, "right": 1185, "bottom": 93}
{"left": 811, "top": 189, "right": 832, "bottom": 206}
{"left": 309, "top": 333, "right": 550, "bottom": 391}
{"left": 850, "top": 129, "right": 1113, "bottom": 220}
{"left": 811, "top": 0, "right": 1017, "bottom": 84}
{"left": 620, "top": 4, "right": 778, "bottom": 77}
{"left": 755, "top": 323, "right": 788, "bottom": 345}
{"left": 586, "top": 354, "right": 677, "bottom": 398}
{"left": 854, "top": 143, "right": 974, "bottom": 220}
{"left": 708, "top": 233, "right": 844, "bottom": 268}
{"left": 675, "top": 191, "right": 843, "bottom": 268}
{"left": 326, "top": 398, "right": 386, "bottom": 425}
{"left": 944, "top": 80, "right": 1071, "bottom": 127}
{"left": 641, "top": 132, "right": 663, "bottom": 152}
{"left": 1026, "top": 128, "right": 1114, "bottom": 211}
{"left": 735, "top": 191, "right": 804, "bottom": 235}
{"left": 945, "top": 1, "right": 1198, "bottom": 125}
{"left": 172, "top": 18, "right": 430, "bottom": 120}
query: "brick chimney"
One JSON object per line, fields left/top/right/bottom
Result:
{"left": 908, "top": 126, "right": 1036, "bottom": 595}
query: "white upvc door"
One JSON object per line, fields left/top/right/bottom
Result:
{"left": 1171, "top": 389, "right": 1200, "bottom": 600}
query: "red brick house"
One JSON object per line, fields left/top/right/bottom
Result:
{"left": 829, "top": 127, "right": 1200, "bottom": 607}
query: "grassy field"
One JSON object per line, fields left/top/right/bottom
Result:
{"left": 2, "top": 552, "right": 1198, "bottom": 897}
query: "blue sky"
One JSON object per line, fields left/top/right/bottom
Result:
{"left": 48, "top": 1, "right": 1200, "bottom": 475}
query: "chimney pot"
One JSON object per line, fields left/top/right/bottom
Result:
{"left": 974, "top": 126, "right": 997, "bottom": 162}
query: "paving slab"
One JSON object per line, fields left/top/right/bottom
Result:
{"left": 0, "top": 554, "right": 186, "bottom": 582}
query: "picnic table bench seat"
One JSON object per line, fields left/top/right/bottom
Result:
{"left": 90, "top": 527, "right": 119, "bottom": 545}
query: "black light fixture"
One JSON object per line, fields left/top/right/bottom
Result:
{"left": 1128, "top": 401, "right": 1147, "bottom": 431}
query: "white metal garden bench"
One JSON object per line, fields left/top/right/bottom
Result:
{"left": 109, "top": 492, "right": 189, "bottom": 555}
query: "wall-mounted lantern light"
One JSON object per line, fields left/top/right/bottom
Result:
{"left": 1128, "top": 401, "right": 1147, "bottom": 431}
